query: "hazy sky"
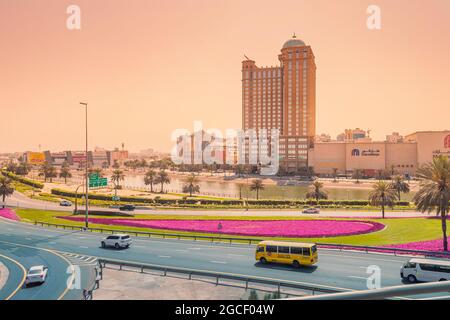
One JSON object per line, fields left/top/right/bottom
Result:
{"left": 1, "top": 0, "right": 450, "bottom": 153}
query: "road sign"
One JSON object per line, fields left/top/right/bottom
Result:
{"left": 89, "top": 174, "right": 107, "bottom": 188}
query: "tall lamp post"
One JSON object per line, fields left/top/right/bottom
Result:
{"left": 80, "top": 102, "right": 89, "bottom": 229}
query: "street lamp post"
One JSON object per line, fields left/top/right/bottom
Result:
{"left": 80, "top": 102, "right": 89, "bottom": 229}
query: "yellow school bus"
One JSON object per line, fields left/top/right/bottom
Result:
{"left": 255, "top": 241, "right": 318, "bottom": 267}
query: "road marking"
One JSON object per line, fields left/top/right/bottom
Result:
{"left": 321, "top": 252, "right": 403, "bottom": 264}
{"left": 227, "top": 253, "right": 245, "bottom": 257}
{"left": 0, "top": 253, "right": 27, "bottom": 300}
{"left": 79, "top": 246, "right": 89, "bottom": 249}
{"left": 25, "top": 238, "right": 32, "bottom": 240}
{"left": 0, "top": 240, "right": 75, "bottom": 301}
{"left": 347, "top": 276, "right": 367, "bottom": 280}
{"left": 188, "top": 248, "right": 202, "bottom": 250}
{"left": 176, "top": 249, "right": 189, "bottom": 253}
{"left": 133, "top": 245, "right": 145, "bottom": 248}
{"left": 210, "top": 260, "right": 227, "bottom": 264}
{"left": 158, "top": 255, "right": 171, "bottom": 258}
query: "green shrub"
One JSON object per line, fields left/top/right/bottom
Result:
{"left": 1, "top": 170, "right": 44, "bottom": 189}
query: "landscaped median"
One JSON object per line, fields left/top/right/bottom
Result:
{"left": 0, "top": 208, "right": 20, "bottom": 221}
{"left": 57, "top": 216, "right": 385, "bottom": 238}
{"left": 6, "top": 208, "right": 446, "bottom": 251}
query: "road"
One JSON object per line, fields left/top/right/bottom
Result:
{"left": 0, "top": 217, "right": 448, "bottom": 300}
{"left": 5, "top": 191, "right": 427, "bottom": 218}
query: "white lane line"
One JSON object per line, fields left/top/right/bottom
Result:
{"left": 25, "top": 237, "right": 32, "bottom": 240}
{"left": 48, "top": 242, "right": 56, "bottom": 244}
{"left": 227, "top": 253, "right": 245, "bottom": 257}
{"left": 188, "top": 248, "right": 201, "bottom": 250}
{"left": 322, "top": 253, "right": 403, "bottom": 264}
{"left": 347, "top": 276, "right": 367, "bottom": 280}
{"left": 158, "top": 255, "right": 171, "bottom": 258}
{"left": 176, "top": 249, "right": 189, "bottom": 253}
{"left": 210, "top": 260, "right": 227, "bottom": 264}
{"left": 79, "top": 246, "right": 89, "bottom": 249}
{"left": 133, "top": 245, "right": 145, "bottom": 248}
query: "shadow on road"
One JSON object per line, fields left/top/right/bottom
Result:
{"left": 254, "top": 262, "right": 318, "bottom": 273}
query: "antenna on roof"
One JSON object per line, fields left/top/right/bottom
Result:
{"left": 244, "top": 54, "right": 251, "bottom": 60}
{"left": 292, "top": 32, "right": 297, "bottom": 38}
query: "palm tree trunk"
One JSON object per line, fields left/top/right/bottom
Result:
{"left": 398, "top": 190, "right": 401, "bottom": 201}
{"left": 442, "top": 214, "right": 448, "bottom": 251}
{"left": 161, "top": 183, "right": 164, "bottom": 193}
{"left": 150, "top": 183, "right": 153, "bottom": 193}
{"left": 256, "top": 189, "right": 259, "bottom": 200}
{"left": 2, "top": 194, "right": 5, "bottom": 208}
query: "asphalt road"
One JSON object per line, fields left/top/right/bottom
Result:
{"left": 5, "top": 191, "right": 425, "bottom": 218}
{"left": 0, "top": 217, "right": 449, "bottom": 300}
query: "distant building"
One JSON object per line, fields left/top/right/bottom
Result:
{"left": 309, "top": 130, "right": 450, "bottom": 177}
{"left": 337, "top": 128, "right": 371, "bottom": 142}
{"left": 242, "top": 35, "right": 316, "bottom": 173}
{"left": 386, "top": 132, "right": 404, "bottom": 143}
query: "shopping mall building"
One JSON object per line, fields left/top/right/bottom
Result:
{"left": 309, "top": 131, "right": 450, "bottom": 177}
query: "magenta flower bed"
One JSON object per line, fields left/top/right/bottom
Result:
{"left": 59, "top": 216, "right": 385, "bottom": 238}
{"left": 0, "top": 208, "right": 20, "bottom": 221}
{"left": 384, "top": 239, "right": 445, "bottom": 252}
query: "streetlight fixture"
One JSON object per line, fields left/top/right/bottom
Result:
{"left": 80, "top": 102, "right": 89, "bottom": 229}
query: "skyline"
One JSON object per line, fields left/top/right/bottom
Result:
{"left": 1, "top": 0, "right": 450, "bottom": 153}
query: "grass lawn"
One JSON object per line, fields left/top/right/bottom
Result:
{"left": 14, "top": 208, "right": 444, "bottom": 247}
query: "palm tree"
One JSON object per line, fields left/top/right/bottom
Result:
{"left": 369, "top": 181, "right": 397, "bottom": 219}
{"left": 59, "top": 162, "right": 72, "bottom": 184}
{"left": 0, "top": 176, "right": 14, "bottom": 208}
{"left": 89, "top": 167, "right": 103, "bottom": 177}
{"left": 110, "top": 169, "right": 125, "bottom": 197}
{"left": 250, "top": 179, "right": 264, "bottom": 200}
{"left": 182, "top": 174, "right": 200, "bottom": 197}
{"left": 390, "top": 175, "right": 410, "bottom": 201}
{"left": 155, "top": 170, "right": 170, "bottom": 193}
{"left": 38, "top": 162, "right": 57, "bottom": 182}
{"left": 305, "top": 181, "right": 328, "bottom": 202}
{"left": 353, "top": 169, "right": 362, "bottom": 184}
{"left": 413, "top": 155, "right": 450, "bottom": 251}
{"left": 237, "top": 183, "right": 245, "bottom": 200}
{"left": 144, "top": 169, "right": 157, "bottom": 193}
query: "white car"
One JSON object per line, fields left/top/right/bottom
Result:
{"left": 101, "top": 234, "right": 132, "bottom": 249}
{"left": 25, "top": 265, "right": 48, "bottom": 286}
{"left": 302, "top": 207, "right": 320, "bottom": 214}
{"left": 59, "top": 200, "right": 73, "bottom": 207}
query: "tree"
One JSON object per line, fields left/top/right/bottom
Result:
{"left": 15, "top": 162, "right": 30, "bottom": 176}
{"left": 112, "top": 160, "right": 120, "bottom": 169}
{"left": 110, "top": 169, "right": 125, "bottom": 197}
{"left": 390, "top": 175, "right": 410, "bottom": 201}
{"left": 332, "top": 168, "right": 338, "bottom": 182}
{"left": 155, "top": 170, "right": 170, "bottom": 193}
{"left": 59, "top": 162, "right": 72, "bottom": 184}
{"left": 144, "top": 169, "right": 157, "bottom": 193}
{"left": 368, "top": 181, "right": 397, "bottom": 219}
{"left": 250, "top": 179, "right": 264, "bottom": 200}
{"left": 0, "top": 176, "right": 14, "bottom": 208}
{"left": 353, "top": 169, "right": 362, "bottom": 184}
{"left": 38, "top": 162, "right": 57, "bottom": 182}
{"left": 89, "top": 167, "right": 103, "bottom": 177}
{"left": 413, "top": 155, "right": 450, "bottom": 251}
{"left": 182, "top": 174, "right": 200, "bottom": 197}
{"left": 237, "top": 183, "right": 245, "bottom": 200}
{"left": 305, "top": 181, "right": 328, "bottom": 202}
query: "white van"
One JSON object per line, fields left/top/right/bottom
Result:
{"left": 401, "top": 258, "right": 450, "bottom": 283}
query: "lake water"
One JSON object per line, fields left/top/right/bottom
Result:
{"left": 123, "top": 175, "right": 415, "bottom": 201}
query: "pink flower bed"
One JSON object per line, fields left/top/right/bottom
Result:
{"left": 0, "top": 208, "right": 20, "bottom": 221}
{"left": 384, "top": 239, "right": 445, "bottom": 252}
{"left": 59, "top": 216, "right": 385, "bottom": 238}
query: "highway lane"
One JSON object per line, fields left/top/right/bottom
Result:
{"left": 0, "top": 253, "right": 26, "bottom": 300}
{"left": 0, "top": 218, "right": 412, "bottom": 294}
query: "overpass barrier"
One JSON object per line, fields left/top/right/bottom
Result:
{"left": 287, "top": 280, "right": 450, "bottom": 300}
{"left": 96, "top": 258, "right": 342, "bottom": 296}
{"left": 32, "top": 220, "right": 450, "bottom": 259}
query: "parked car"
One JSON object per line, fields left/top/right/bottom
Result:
{"left": 119, "top": 204, "right": 135, "bottom": 211}
{"left": 302, "top": 207, "right": 320, "bottom": 214}
{"left": 59, "top": 200, "right": 73, "bottom": 207}
{"left": 101, "top": 234, "right": 132, "bottom": 249}
{"left": 25, "top": 265, "right": 48, "bottom": 286}
{"left": 401, "top": 258, "right": 450, "bottom": 283}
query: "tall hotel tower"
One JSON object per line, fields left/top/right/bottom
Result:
{"left": 242, "top": 35, "right": 316, "bottom": 173}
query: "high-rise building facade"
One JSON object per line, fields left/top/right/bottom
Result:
{"left": 242, "top": 35, "right": 316, "bottom": 173}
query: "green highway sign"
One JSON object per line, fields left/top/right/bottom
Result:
{"left": 89, "top": 174, "right": 107, "bottom": 188}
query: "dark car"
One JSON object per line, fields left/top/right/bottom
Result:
{"left": 119, "top": 204, "right": 135, "bottom": 211}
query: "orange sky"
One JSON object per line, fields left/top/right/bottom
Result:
{"left": 1, "top": 0, "right": 450, "bottom": 153}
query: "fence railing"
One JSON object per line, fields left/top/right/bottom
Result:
{"left": 96, "top": 258, "right": 341, "bottom": 296}
{"left": 287, "top": 280, "right": 450, "bottom": 300}
{"left": 32, "top": 220, "right": 450, "bottom": 259}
